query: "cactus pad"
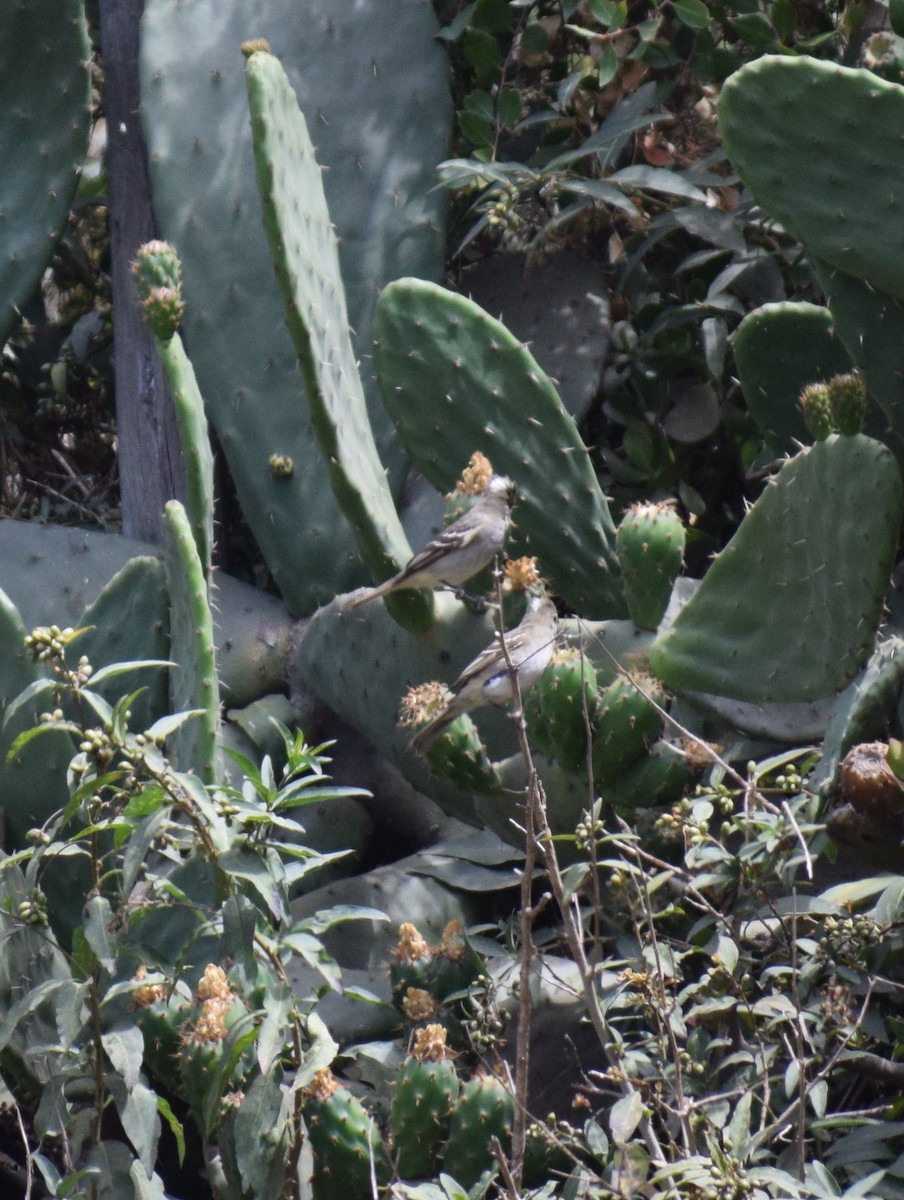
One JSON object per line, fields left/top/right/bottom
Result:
{"left": 592, "top": 673, "right": 665, "bottom": 783}
{"left": 733, "top": 303, "right": 853, "bottom": 451}
{"left": 442, "top": 1073, "right": 514, "bottom": 1187}
{"left": 720, "top": 56, "right": 904, "bottom": 300}
{"left": 373, "top": 279, "right": 626, "bottom": 618}
{"left": 0, "top": 1, "right": 91, "bottom": 344}
{"left": 304, "top": 1069, "right": 387, "bottom": 1200}
{"left": 650, "top": 435, "right": 903, "bottom": 702}
{"left": 245, "top": 48, "right": 420, "bottom": 616}
{"left": 391, "top": 1025, "right": 460, "bottom": 1178}
{"left": 140, "top": 0, "right": 451, "bottom": 613}
{"left": 616, "top": 502, "right": 686, "bottom": 631}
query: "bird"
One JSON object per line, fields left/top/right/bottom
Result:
{"left": 410, "top": 588, "right": 558, "bottom": 754}
{"left": 344, "top": 475, "right": 517, "bottom": 611}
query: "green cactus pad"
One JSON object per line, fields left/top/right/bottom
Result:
{"left": 0, "top": 1, "right": 91, "bottom": 345}
{"left": 720, "top": 56, "right": 904, "bottom": 301}
{"left": 76, "top": 556, "right": 170, "bottom": 734}
{"left": 164, "top": 502, "right": 219, "bottom": 782}
{"left": 391, "top": 1054, "right": 460, "bottom": 1178}
{"left": 602, "top": 740, "right": 691, "bottom": 812}
{"left": 650, "top": 436, "right": 903, "bottom": 702}
{"left": 297, "top": 592, "right": 511, "bottom": 825}
{"left": 616, "top": 502, "right": 686, "bottom": 631}
{"left": 155, "top": 335, "right": 215, "bottom": 580}
{"left": 814, "top": 636, "right": 904, "bottom": 793}
{"left": 815, "top": 260, "right": 904, "bottom": 452}
{"left": 592, "top": 674, "right": 664, "bottom": 783}
{"left": 140, "top": 0, "right": 451, "bottom": 613}
{"left": 424, "top": 714, "right": 504, "bottom": 794}
{"left": 442, "top": 1074, "right": 514, "bottom": 1188}
{"left": 0, "top": 518, "right": 292, "bottom": 708}
{"left": 304, "top": 1073, "right": 388, "bottom": 1200}
{"left": 733, "top": 303, "right": 853, "bottom": 451}
{"left": 373, "top": 279, "right": 626, "bottom": 619}
{"left": 245, "top": 49, "right": 429, "bottom": 631}
{"left": 532, "top": 649, "right": 599, "bottom": 771}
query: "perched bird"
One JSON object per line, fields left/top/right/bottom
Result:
{"left": 345, "top": 475, "right": 517, "bottom": 611}
{"left": 411, "top": 589, "right": 558, "bottom": 754}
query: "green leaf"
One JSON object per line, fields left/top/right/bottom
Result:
{"left": 290, "top": 905, "right": 389, "bottom": 935}
{"left": 5, "top": 720, "right": 80, "bottom": 763}
{"left": 458, "top": 110, "right": 493, "bottom": 147}
{"left": 436, "top": 1, "right": 477, "bottom": 40}
{"left": 156, "top": 1096, "right": 185, "bottom": 1165}
{"left": 671, "top": 0, "right": 710, "bottom": 28}
{"left": 712, "top": 935, "right": 738, "bottom": 975}
{"left": 463, "top": 89, "right": 494, "bottom": 119}
{"left": 110, "top": 1075, "right": 160, "bottom": 1176}
{"left": 725, "top": 1091, "right": 752, "bottom": 1159}
{"left": 609, "top": 1090, "right": 644, "bottom": 1143}
{"left": 87, "top": 660, "right": 172, "bottom": 687}
{"left": 496, "top": 87, "right": 522, "bottom": 127}
{"left": 234, "top": 1066, "right": 291, "bottom": 1199}
{"left": 892, "top": 0, "right": 904, "bottom": 36}
{"left": 462, "top": 27, "right": 502, "bottom": 82}
{"left": 729, "top": 11, "right": 776, "bottom": 47}
{"left": 84, "top": 895, "right": 118, "bottom": 973}
{"left": 146, "top": 708, "right": 206, "bottom": 741}
{"left": 102, "top": 1025, "right": 145, "bottom": 1092}
{"left": 609, "top": 164, "right": 706, "bottom": 201}
{"left": 590, "top": 0, "right": 627, "bottom": 25}
{"left": 219, "top": 847, "right": 286, "bottom": 923}
{"left": 598, "top": 42, "right": 618, "bottom": 86}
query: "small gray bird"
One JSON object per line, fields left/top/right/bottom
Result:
{"left": 411, "top": 589, "right": 558, "bottom": 754}
{"left": 345, "top": 475, "right": 517, "bottom": 610}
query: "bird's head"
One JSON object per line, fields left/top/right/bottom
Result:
{"left": 487, "top": 474, "right": 518, "bottom": 508}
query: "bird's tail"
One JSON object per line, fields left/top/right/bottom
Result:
{"left": 344, "top": 582, "right": 388, "bottom": 612}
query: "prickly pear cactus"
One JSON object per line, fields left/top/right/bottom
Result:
{"left": 531, "top": 649, "right": 599, "bottom": 772}
{"left": 814, "top": 262, "right": 904, "bottom": 451}
{"left": 827, "top": 371, "right": 868, "bottom": 436}
{"left": 140, "top": 0, "right": 451, "bottom": 614}
{"left": 602, "top": 739, "right": 691, "bottom": 812}
{"left": 390, "top": 1024, "right": 460, "bottom": 1179}
{"left": 373, "top": 279, "right": 626, "bottom": 619}
{"left": 390, "top": 922, "right": 436, "bottom": 1008}
{"left": 616, "top": 502, "right": 686, "bottom": 632}
{"left": 244, "top": 46, "right": 429, "bottom": 631}
{"left": 0, "top": 1, "right": 91, "bottom": 344}
{"left": 133, "top": 242, "right": 214, "bottom": 579}
{"left": 422, "top": 712, "right": 504, "bottom": 795}
{"left": 303, "top": 1068, "right": 388, "bottom": 1200}
{"left": 296, "top": 591, "right": 504, "bottom": 825}
{"left": 721, "top": 56, "right": 904, "bottom": 302}
{"left": 592, "top": 673, "right": 664, "bottom": 783}
{"left": 650, "top": 435, "right": 903, "bottom": 703}
{"left": 799, "top": 382, "right": 835, "bottom": 442}
{"left": 442, "top": 1072, "right": 514, "bottom": 1188}
{"left": 733, "top": 303, "right": 853, "bottom": 452}
{"left": 164, "top": 501, "right": 219, "bottom": 782}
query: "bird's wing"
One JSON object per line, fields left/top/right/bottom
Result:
{"left": 451, "top": 635, "right": 506, "bottom": 693}
{"left": 402, "top": 516, "right": 481, "bottom": 574}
